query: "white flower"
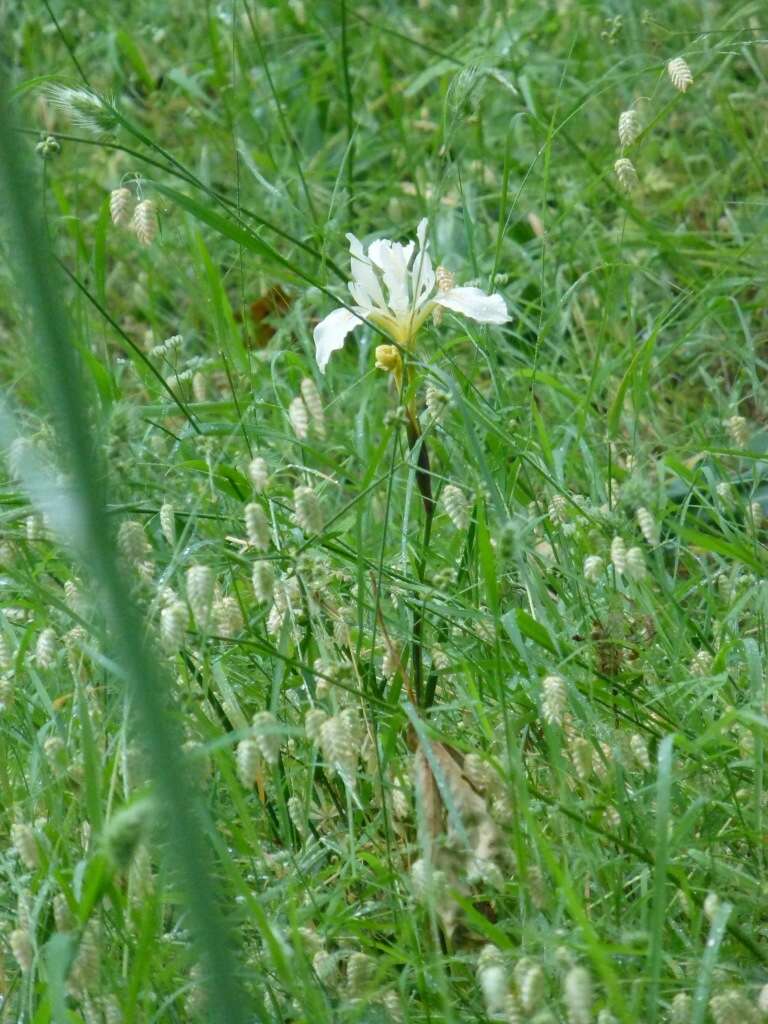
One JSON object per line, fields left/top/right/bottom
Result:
{"left": 313, "top": 219, "right": 509, "bottom": 373}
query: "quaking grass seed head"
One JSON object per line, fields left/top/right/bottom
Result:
{"left": 131, "top": 199, "right": 158, "bottom": 246}
{"left": 583, "top": 555, "right": 604, "bottom": 582}
{"left": 442, "top": 484, "right": 470, "bottom": 530}
{"left": 709, "top": 990, "right": 756, "bottom": 1024}
{"left": 160, "top": 601, "right": 188, "bottom": 652}
{"left": 214, "top": 595, "right": 243, "bottom": 637}
{"left": 35, "top": 627, "right": 57, "bottom": 668}
{"left": 610, "top": 536, "right": 627, "bottom": 573}
{"left": 563, "top": 966, "right": 592, "bottom": 1024}
{"left": 11, "top": 822, "right": 39, "bottom": 870}
{"left": 102, "top": 799, "right": 151, "bottom": 871}
{"left": 477, "top": 945, "right": 507, "bottom": 1018}
{"left": 252, "top": 710, "right": 280, "bottom": 766}
{"left": 617, "top": 109, "right": 640, "bottom": 147}
{"left": 244, "top": 502, "right": 270, "bottom": 551}
{"left": 667, "top": 56, "right": 693, "bottom": 92}
{"left": 300, "top": 378, "right": 326, "bottom": 439}
{"left": 519, "top": 962, "right": 545, "bottom": 1014}
{"left": 248, "top": 455, "right": 269, "bottom": 492}
{"left": 724, "top": 414, "right": 748, "bottom": 448}
{"left": 625, "top": 546, "right": 646, "bottom": 580}
{"left": 186, "top": 564, "right": 215, "bottom": 625}
{"left": 159, "top": 502, "right": 175, "bottom": 545}
{"left": 236, "top": 737, "right": 260, "bottom": 788}
{"left": 288, "top": 396, "right": 309, "bottom": 440}
{"left": 635, "top": 506, "right": 659, "bottom": 545}
{"left": 541, "top": 674, "right": 566, "bottom": 726}
{"left": 293, "top": 485, "right": 323, "bottom": 535}
{"left": 614, "top": 157, "right": 639, "bottom": 191}
{"left": 10, "top": 928, "right": 34, "bottom": 972}
{"left": 109, "top": 186, "right": 133, "bottom": 226}
{"left": 118, "top": 519, "right": 151, "bottom": 561}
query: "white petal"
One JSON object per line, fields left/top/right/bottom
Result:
{"left": 346, "top": 233, "right": 386, "bottom": 311}
{"left": 416, "top": 217, "right": 429, "bottom": 251}
{"left": 410, "top": 246, "right": 435, "bottom": 313}
{"left": 434, "top": 286, "right": 509, "bottom": 324}
{"left": 368, "top": 238, "right": 414, "bottom": 316}
{"left": 313, "top": 307, "right": 364, "bottom": 373}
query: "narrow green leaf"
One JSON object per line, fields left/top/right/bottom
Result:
{"left": 114, "top": 30, "right": 155, "bottom": 89}
{"left": 503, "top": 608, "right": 558, "bottom": 655}
{"left": 674, "top": 525, "right": 765, "bottom": 571}
{"left": 608, "top": 336, "right": 655, "bottom": 438}
{"left": 42, "top": 933, "right": 77, "bottom": 1023}
{"left": 691, "top": 901, "right": 732, "bottom": 1024}
{"left": 646, "top": 734, "right": 674, "bottom": 1022}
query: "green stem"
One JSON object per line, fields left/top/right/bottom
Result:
{"left": 402, "top": 375, "right": 434, "bottom": 706}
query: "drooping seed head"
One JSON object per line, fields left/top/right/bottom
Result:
{"left": 10, "top": 928, "right": 34, "bottom": 972}
{"left": 667, "top": 57, "right": 693, "bottom": 92}
{"left": 548, "top": 494, "right": 569, "bottom": 524}
{"left": 245, "top": 502, "right": 271, "bottom": 551}
{"left": 583, "top": 555, "right": 605, "bottom": 582}
{"left": 160, "top": 601, "right": 188, "bottom": 653}
{"left": 288, "top": 396, "right": 309, "bottom": 440}
{"left": 159, "top": 502, "right": 175, "bottom": 545}
{"left": 610, "top": 536, "right": 627, "bottom": 573}
{"left": 118, "top": 520, "right": 151, "bottom": 562}
{"left": 625, "top": 546, "right": 646, "bottom": 580}
{"left": 214, "top": 595, "right": 243, "bottom": 638}
{"left": 109, "top": 186, "right": 133, "bottom": 226}
{"left": 248, "top": 455, "right": 269, "bottom": 492}
{"left": 519, "top": 962, "right": 545, "bottom": 1014}
{"left": 724, "top": 414, "right": 748, "bottom": 448}
{"left": 252, "top": 710, "right": 281, "bottom": 766}
{"left": 186, "top": 565, "right": 215, "bottom": 627}
{"left": 304, "top": 707, "right": 328, "bottom": 743}
{"left": 635, "top": 506, "right": 659, "bottom": 546}
{"left": 293, "top": 485, "right": 323, "bottom": 535}
{"left": 252, "top": 560, "right": 275, "bottom": 604}
{"left": 563, "top": 966, "right": 592, "bottom": 1024}
{"left": 35, "top": 627, "right": 57, "bottom": 669}
{"left": 11, "top": 822, "right": 39, "bottom": 870}
{"left": 236, "top": 737, "right": 260, "bottom": 788}
{"left": 132, "top": 199, "right": 158, "bottom": 246}
{"left": 690, "top": 650, "right": 713, "bottom": 677}
{"left": 346, "top": 951, "right": 376, "bottom": 995}
{"left": 614, "top": 157, "right": 639, "bottom": 191}
{"left": 300, "top": 378, "right": 326, "bottom": 439}
{"left": 442, "top": 484, "right": 471, "bottom": 530}
{"left": 629, "top": 733, "right": 650, "bottom": 771}
{"left": 618, "top": 109, "right": 640, "bottom": 146}
{"left": 541, "top": 674, "right": 566, "bottom": 726}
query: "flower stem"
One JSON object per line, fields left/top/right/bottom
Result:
{"left": 404, "top": 403, "right": 434, "bottom": 521}
{"left": 402, "top": 377, "right": 434, "bottom": 707}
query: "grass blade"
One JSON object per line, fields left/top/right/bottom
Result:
{"left": 646, "top": 734, "right": 674, "bottom": 1022}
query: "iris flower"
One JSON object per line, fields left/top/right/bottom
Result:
{"left": 313, "top": 219, "right": 508, "bottom": 373}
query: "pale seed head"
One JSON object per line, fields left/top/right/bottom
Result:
{"left": 667, "top": 57, "right": 693, "bottom": 92}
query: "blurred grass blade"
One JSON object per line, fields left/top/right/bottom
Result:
{"left": 691, "top": 900, "right": 732, "bottom": 1024}
{"left": 646, "top": 734, "right": 674, "bottom": 1022}
{"left": 0, "top": 81, "right": 251, "bottom": 1024}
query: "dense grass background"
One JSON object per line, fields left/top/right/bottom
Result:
{"left": 1, "top": 2, "right": 767, "bottom": 1022}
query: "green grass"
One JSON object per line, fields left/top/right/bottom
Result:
{"left": 1, "top": 2, "right": 767, "bottom": 1022}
